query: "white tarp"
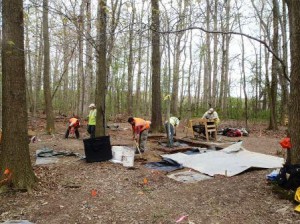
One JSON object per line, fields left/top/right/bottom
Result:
{"left": 162, "top": 141, "right": 284, "bottom": 177}
{"left": 167, "top": 170, "right": 212, "bottom": 183}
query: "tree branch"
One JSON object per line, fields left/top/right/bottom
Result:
{"left": 157, "top": 26, "right": 290, "bottom": 82}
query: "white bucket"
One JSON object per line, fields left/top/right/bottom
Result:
{"left": 122, "top": 147, "right": 135, "bottom": 167}
{"left": 111, "top": 146, "right": 123, "bottom": 163}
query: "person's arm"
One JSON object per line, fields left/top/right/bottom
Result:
{"left": 132, "top": 125, "right": 140, "bottom": 140}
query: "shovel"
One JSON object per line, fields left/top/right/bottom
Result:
{"left": 134, "top": 139, "right": 142, "bottom": 155}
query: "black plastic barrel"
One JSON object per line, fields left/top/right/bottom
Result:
{"left": 83, "top": 136, "right": 112, "bottom": 163}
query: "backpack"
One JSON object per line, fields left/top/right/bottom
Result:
{"left": 226, "top": 129, "right": 242, "bottom": 137}
{"left": 277, "top": 164, "right": 300, "bottom": 190}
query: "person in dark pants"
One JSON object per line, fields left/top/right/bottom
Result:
{"left": 128, "top": 117, "right": 151, "bottom": 153}
{"left": 165, "top": 117, "right": 180, "bottom": 147}
{"left": 65, "top": 116, "right": 80, "bottom": 139}
{"left": 87, "top": 103, "right": 96, "bottom": 138}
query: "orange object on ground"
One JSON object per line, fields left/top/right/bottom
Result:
{"left": 4, "top": 168, "right": 10, "bottom": 175}
{"left": 91, "top": 189, "right": 97, "bottom": 197}
{"left": 280, "top": 137, "right": 291, "bottom": 149}
{"left": 143, "top": 178, "right": 148, "bottom": 185}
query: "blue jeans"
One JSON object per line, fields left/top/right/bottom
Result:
{"left": 165, "top": 122, "right": 175, "bottom": 146}
{"left": 87, "top": 125, "right": 95, "bottom": 138}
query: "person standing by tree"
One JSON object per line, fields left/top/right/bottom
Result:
{"left": 87, "top": 104, "right": 96, "bottom": 138}
{"left": 128, "top": 117, "right": 151, "bottom": 153}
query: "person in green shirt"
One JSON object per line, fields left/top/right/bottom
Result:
{"left": 87, "top": 103, "right": 96, "bottom": 138}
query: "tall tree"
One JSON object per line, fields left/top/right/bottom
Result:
{"left": 43, "top": 0, "right": 55, "bottom": 133}
{"left": 151, "top": 0, "right": 163, "bottom": 131}
{"left": 268, "top": 0, "right": 279, "bottom": 130}
{"left": 170, "top": 0, "right": 186, "bottom": 115}
{"left": 127, "top": 2, "right": 135, "bottom": 115}
{"left": 85, "top": 0, "right": 94, "bottom": 111}
{"left": 203, "top": 0, "right": 212, "bottom": 106}
{"left": 95, "top": 0, "right": 107, "bottom": 136}
{"left": 212, "top": 0, "right": 219, "bottom": 106}
{"left": 278, "top": 0, "right": 289, "bottom": 124}
{"left": 0, "top": 0, "right": 36, "bottom": 190}
{"left": 286, "top": 0, "right": 300, "bottom": 164}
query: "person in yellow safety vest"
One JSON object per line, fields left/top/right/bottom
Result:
{"left": 87, "top": 103, "right": 96, "bottom": 138}
{"left": 128, "top": 117, "right": 151, "bottom": 153}
{"left": 65, "top": 116, "right": 80, "bottom": 139}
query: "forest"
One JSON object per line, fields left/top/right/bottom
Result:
{"left": 1, "top": 0, "right": 300, "bottom": 220}
{"left": 1, "top": 0, "right": 294, "bottom": 127}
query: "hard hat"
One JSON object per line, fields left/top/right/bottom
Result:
{"left": 208, "top": 108, "right": 214, "bottom": 113}
{"left": 89, "top": 103, "right": 96, "bottom": 108}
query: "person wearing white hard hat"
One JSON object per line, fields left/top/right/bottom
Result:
{"left": 87, "top": 103, "right": 96, "bottom": 138}
{"left": 202, "top": 108, "right": 220, "bottom": 124}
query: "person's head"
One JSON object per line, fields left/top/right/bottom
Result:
{"left": 128, "top": 117, "right": 134, "bottom": 125}
{"left": 208, "top": 108, "right": 214, "bottom": 114}
{"left": 89, "top": 103, "right": 96, "bottom": 109}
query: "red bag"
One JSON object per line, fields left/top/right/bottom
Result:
{"left": 226, "top": 129, "right": 242, "bottom": 137}
{"left": 280, "top": 137, "right": 291, "bottom": 149}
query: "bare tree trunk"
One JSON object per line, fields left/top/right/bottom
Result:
{"left": 135, "top": 0, "right": 145, "bottom": 115}
{"left": 268, "top": 0, "right": 279, "bottom": 130}
{"left": 0, "top": 0, "right": 37, "bottom": 191}
{"left": 62, "top": 19, "right": 70, "bottom": 114}
{"left": 203, "top": 0, "right": 212, "bottom": 106}
{"left": 279, "top": 1, "right": 289, "bottom": 124}
{"left": 286, "top": 0, "right": 300, "bottom": 164}
{"left": 151, "top": 0, "right": 163, "bottom": 131}
{"left": 25, "top": 11, "right": 34, "bottom": 113}
{"left": 85, "top": 0, "right": 93, "bottom": 114}
{"left": 43, "top": 0, "right": 55, "bottom": 134}
{"left": 196, "top": 47, "right": 203, "bottom": 112}
{"left": 171, "top": 1, "right": 187, "bottom": 115}
{"left": 107, "top": 0, "right": 122, "bottom": 116}
{"left": 34, "top": 18, "right": 43, "bottom": 117}
{"left": 238, "top": 14, "right": 248, "bottom": 129}
{"left": 127, "top": 4, "right": 135, "bottom": 115}
{"left": 95, "top": 0, "right": 107, "bottom": 136}
{"left": 212, "top": 0, "right": 218, "bottom": 106}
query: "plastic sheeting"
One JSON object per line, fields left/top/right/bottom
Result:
{"left": 145, "top": 158, "right": 183, "bottom": 172}
{"left": 162, "top": 141, "right": 284, "bottom": 177}
{"left": 167, "top": 170, "right": 212, "bottom": 183}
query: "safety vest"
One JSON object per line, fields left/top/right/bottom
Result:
{"left": 133, "top": 117, "right": 150, "bottom": 132}
{"left": 88, "top": 109, "right": 97, "bottom": 125}
{"left": 69, "top": 118, "right": 79, "bottom": 127}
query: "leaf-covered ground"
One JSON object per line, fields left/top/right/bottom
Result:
{"left": 1, "top": 117, "right": 299, "bottom": 224}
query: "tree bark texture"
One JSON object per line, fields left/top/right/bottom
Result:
{"left": 151, "top": 0, "right": 163, "bottom": 131}
{"left": 268, "top": 0, "right": 279, "bottom": 130}
{"left": 1, "top": 0, "right": 36, "bottom": 190}
{"left": 43, "top": 0, "right": 55, "bottom": 134}
{"left": 286, "top": 0, "right": 300, "bottom": 164}
{"left": 95, "top": 0, "right": 107, "bottom": 136}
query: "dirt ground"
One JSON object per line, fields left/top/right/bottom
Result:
{"left": 1, "top": 117, "right": 300, "bottom": 224}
